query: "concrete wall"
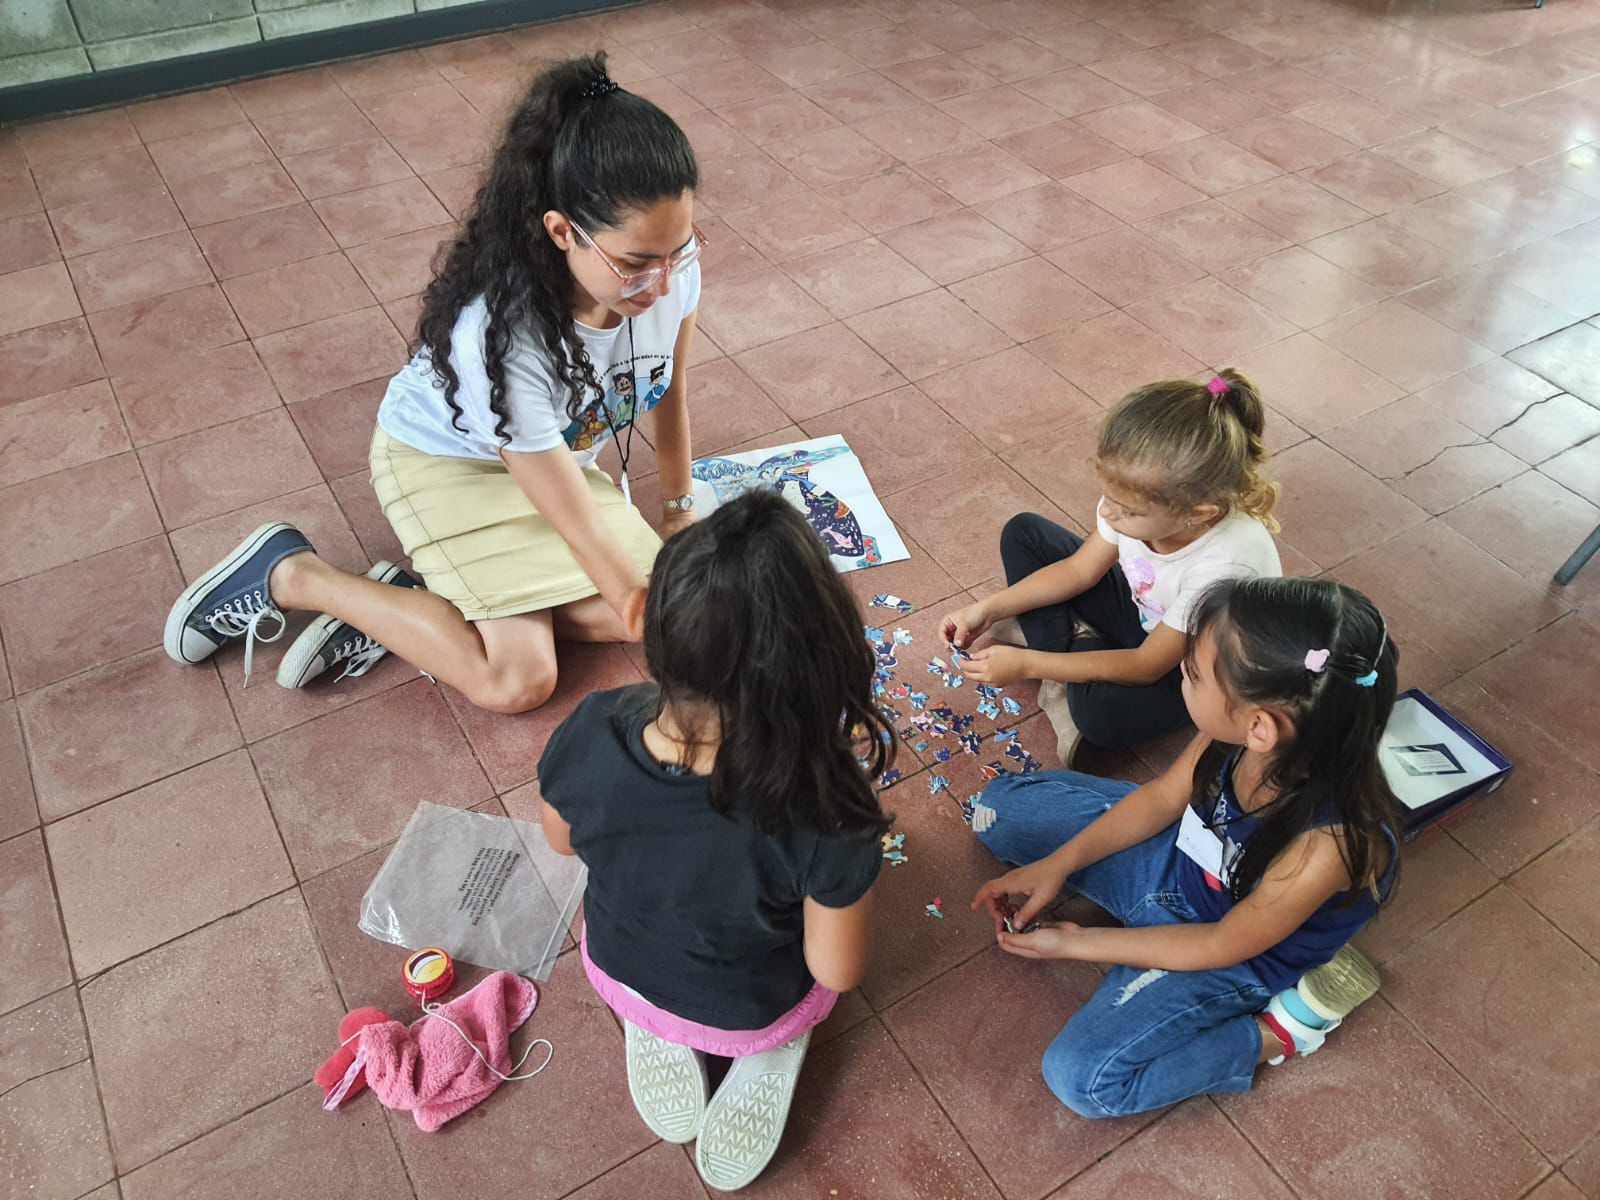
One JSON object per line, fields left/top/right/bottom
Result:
{"left": 0, "top": 0, "right": 495, "bottom": 84}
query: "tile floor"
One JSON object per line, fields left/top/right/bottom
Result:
{"left": 3, "top": 0, "right": 1599, "bottom": 1196}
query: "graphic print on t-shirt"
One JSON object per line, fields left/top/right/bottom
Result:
{"left": 562, "top": 356, "right": 672, "bottom": 452}
{"left": 1125, "top": 555, "right": 1167, "bottom": 630}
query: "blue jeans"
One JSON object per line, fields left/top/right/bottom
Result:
{"left": 977, "top": 770, "right": 1273, "bottom": 1118}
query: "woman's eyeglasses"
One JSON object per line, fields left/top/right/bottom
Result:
{"left": 569, "top": 219, "right": 708, "bottom": 300}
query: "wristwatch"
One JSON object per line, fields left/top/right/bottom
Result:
{"left": 663, "top": 494, "right": 695, "bottom": 513}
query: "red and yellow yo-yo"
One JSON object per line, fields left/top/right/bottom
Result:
{"left": 402, "top": 947, "right": 455, "bottom": 1003}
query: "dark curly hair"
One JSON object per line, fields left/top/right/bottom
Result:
{"left": 416, "top": 52, "right": 699, "bottom": 442}
{"left": 640, "top": 488, "right": 894, "bottom": 839}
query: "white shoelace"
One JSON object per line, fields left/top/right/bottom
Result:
{"left": 207, "top": 590, "right": 286, "bottom": 686}
{"left": 330, "top": 634, "right": 387, "bottom": 682}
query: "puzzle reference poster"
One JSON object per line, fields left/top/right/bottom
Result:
{"left": 690, "top": 434, "right": 911, "bottom": 573}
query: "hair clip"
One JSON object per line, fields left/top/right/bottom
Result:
{"left": 579, "top": 77, "right": 619, "bottom": 100}
{"left": 1206, "top": 375, "right": 1231, "bottom": 396}
{"left": 1354, "top": 617, "right": 1389, "bottom": 687}
{"left": 1304, "top": 648, "right": 1330, "bottom": 673}
{"left": 1353, "top": 669, "right": 1379, "bottom": 687}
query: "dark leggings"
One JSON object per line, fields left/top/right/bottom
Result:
{"left": 1000, "top": 513, "right": 1191, "bottom": 750}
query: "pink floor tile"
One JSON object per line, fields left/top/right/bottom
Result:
{"left": 127, "top": 88, "right": 248, "bottom": 142}
{"left": 847, "top": 288, "right": 1011, "bottom": 381}
{"left": 87, "top": 282, "right": 244, "bottom": 379}
{"left": 223, "top": 252, "right": 375, "bottom": 338}
{"left": 120, "top": 1083, "right": 411, "bottom": 1200}
{"left": 190, "top": 202, "right": 339, "bottom": 279}
{"left": 280, "top": 138, "right": 413, "bottom": 201}
{"left": 252, "top": 678, "right": 492, "bottom": 876}
{"left": 344, "top": 224, "right": 451, "bottom": 304}
{"left": 765, "top": 125, "right": 895, "bottom": 188}
{"left": 1512, "top": 817, "right": 1600, "bottom": 962}
{"left": 1334, "top": 521, "right": 1569, "bottom": 673}
{"left": 1389, "top": 887, "right": 1600, "bottom": 1158}
{"left": 1062, "top": 156, "right": 1205, "bottom": 222}
{"left": 1045, "top": 226, "right": 1203, "bottom": 308}
{"left": 0, "top": 701, "right": 35, "bottom": 839}
{"left": 1304, "top": 216, "right": 1458, "bottom": 293}
{"left": 0, "top": 211, "right": 60, "bottom": 275}
{"left": 884, "top": 946, "right": 1149, "bottom": 1198}
{"left": 287, "top": 377, "right": 385, "bottom": 480}
{"left": 802, "top": 71, "right": 922, "bottom": 125}
{"left": 1509, "top": 321, "right": 1600, "bottom": 407}
{"left": 716, "top": 89, "right": 840, "bottom": 147}
{"left": 47, "top": 750, "right": 293, "bottom": 976}
{"left": 1008, "top": 414, "right": 1107, "bottom": 532}
{"left": 33, "top": 144, "right": 160, "bottom": 210}
{"left": 1055, "top": 1101, "right": 1294, "bottom": 1200}
{"left": 1315, "top": 299, "right": 1493, "bottom": 393}
{"left": 949, "top": 255, "right": 1111, "bottom": 341}
{"left": 740, "top": 1020, "right": 1003, "bottom": 1200}
{"left": 332, "top": 469, "right": 406, "bottom": 564}
{"left": 0, "top": 1060, "right": 114, "bottom": 1200}
{"left": 146, "top": 124, "right": 275, "bottom": 188}
{"left": 696, "top": 264, "right": 832, "bottom": 353}
{"left": 1074, "top": 98, "right": 1208, "bottom": 155}
{"left": 0, "top": 262, "right": 78, "bottom": 341}
{"left": 49, "top": 186, "right": 187, "bottom": 258}
{"left": 1443, "top": 470, "right": 1600, "bottom": 614}
{"left": 885, "top": 460, "right": 1067, "bottom": 586}
{"left": 780, "top": 236, "right": 938, "bottom": 318}
{"left": 1144, "top": 133, "right": 1282, "bottom": 196}
{"left": 733, "top": 322, "right": 906, "bottom": 421}
{"left": 0, "top": 536, "right": 179, "bottom": 692}
{"left": 313, "top": 177, "right": 450, "bottom": 248}
{"left": 744, "top": 41, "right": 862, "bottom": 90}
{"left": 561, "top": 1143, "right": 709, "bottom": 1200}
{"left": 698, "top": 148, "right": 807, "bottom": 213}
{"left": 0, "top": 315, "right": 103, "bottom": 409}
{"left": 1220, "top": 998, "right": 1546, "bottom": 1200}
{"left": 995, "top": 118, "right": 1128, "bottom": 179}
{"left": 141, "top": 407, "right": 322, "bottom": 527}
{"left": 920, "top": 346, "right": 1099, "bottom": 452}
{"left": 1015, "top": 66, "right": 1136, "bottom": 117}
{"left": 914, "top": 141, "right": 1050, "bottom": 206}
{"left": 1139, "top": 199, "right": 1290, "bottom": 271}
{"left": 0, "top": 987, "right": 85, "bottom": 1094}
{"left": 1268, "top": 440, "right": 1427, "bottom": 568}
{"left": 83, "top": 892, "right": 344, "bottom": 1168}
{"left": 1221, "top": 245, "right": 1385, "bottom": 329}
{"left": 114, "top": 341, "right": 282, "bottom": 446}
{"left": 254, "top": 306, "right": 408, "bottom": 402}
{"left": 1469, "top": 615, "right": 1600, "bottom": 774}
{"left": 0, "top": 378, "right": 127, "bottom": 490}
{"left": 975, "top": 179, "right": 1121, "bottom": 252}
{"left": 1221, "top": 114, "right": 1358, "bottom": 173}
{"left": 1125, "top": 276, "right": 1295, "bottom": 363}
{"left": 231, "top": 67, "right": 346, "bottom": 119}
{"left": 722, "top": 189, "right": 865, "bottom": 263}
{"left": 854, "top": 101, "right": 984, "bottom": 162}
{"left": 799, "top": 384, "right": 987, "bottom": 497}
{"left": 67, "top": 229, "right": 212, "bottom": 313}
{"left": 167, "top": 159, "right": 304, "bottom": 229}
{"left": 1436, "top": 676, "right": 1600, "bottom": 877}
{"left": 0, "top": 452, "right": 160, "bottom": 585}
{"left": 1030, "top": 308, "right": 1203, "bottom": 403}
{"left": 1401, "top": 267, "right": 1575, "bottom": 355}
{"left": 823, "top": 164, "right": 961, "bottom": 233}
{"left": 1352, "top": 831, "right": 1495, "bottom": 966}
{"left": 937, "top": 85, "right": 1062, "bottom": 140}
{"left": 1218, "top": 173, "right": 1369, "bottom": 242}
{"left": 0, "top": 831, "right": 73, "bottom": 1012}
{"left": 1412, "top": 356, "right": 1562, "bottom": 440}
{"left": 1543, "top": 439, "right": 1600, "bottom": 507}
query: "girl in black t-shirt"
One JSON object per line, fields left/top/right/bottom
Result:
{"left": 539, "top": 488, "right": 893, "bottom": 1193}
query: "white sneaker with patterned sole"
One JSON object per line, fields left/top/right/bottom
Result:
{"left": 623, "top": 1020, "right": 707, "bottom": 1144}
{"left": 694, "top": 1031, "right": 810, "bottom": 1193}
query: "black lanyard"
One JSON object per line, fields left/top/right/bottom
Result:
{"left": 599, "top": 318, "right": 639, "bottom": 489}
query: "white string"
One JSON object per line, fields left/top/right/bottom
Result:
{"left": 336, "top": 1006, "right": 554, "bottom": 1083}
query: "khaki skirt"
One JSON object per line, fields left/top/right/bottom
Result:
{"left": 369, "top": 427, "right": 662, "bottom": 622}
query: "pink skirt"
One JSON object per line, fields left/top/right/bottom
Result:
{"left": 580, "top": 926, "right": 836, "bottom": 1057}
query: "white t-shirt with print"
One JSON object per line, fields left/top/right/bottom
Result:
{"left": 1095, "top": 500, "right": 1283, "bottom": 634}
{"left": 377, "top": 261, "right": 700, "bottom": 466}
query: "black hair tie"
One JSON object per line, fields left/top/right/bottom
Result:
{"left": 579, "top": 76, "right": 619, "bottom": 100}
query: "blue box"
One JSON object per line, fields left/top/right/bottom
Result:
{"left": 1382, "top": 689, "right": 1513, "bottom": 839}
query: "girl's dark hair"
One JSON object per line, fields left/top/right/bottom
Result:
{"left": 641, "top": 489, "right": 894, "bottom": 839}
{"left": 417, "top": 53, "right": 698, "bottom": 441}
{"left": 1096, "top": 368, "right": 1280, "bottom": 532}
{"left": 1186, "top": 576, "right": 1400, "bottom": 907}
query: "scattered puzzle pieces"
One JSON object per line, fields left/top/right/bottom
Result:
{"left": 872, "top": 594, "right": 914, "bottom": 614}
{"left": 924, "top": 897, "right": 944, "bottom": 920}
{"left": 928, "top": 774, "right": 950, "bottom": 795}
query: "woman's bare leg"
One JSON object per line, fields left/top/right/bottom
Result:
{"left": 268, "top": 552, "right": 559, "bottom": 713}
{"left": 552, "top": 594, "right": 631, "bottom": 642}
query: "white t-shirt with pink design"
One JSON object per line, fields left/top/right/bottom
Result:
{"left": 1094, "top": 501, "right": 1283, "bottom": 635}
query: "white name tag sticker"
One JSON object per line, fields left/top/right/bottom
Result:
{"left": 1176, "top": 804, "right": 1226, "bottom": 883}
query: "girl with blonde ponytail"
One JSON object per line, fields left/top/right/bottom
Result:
{"left": 942, "top": 369, "right": 1283, "bottom": 764}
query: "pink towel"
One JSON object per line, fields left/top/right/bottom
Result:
{"left": 352, "top": 971, "right": 539, "bottom": 1131}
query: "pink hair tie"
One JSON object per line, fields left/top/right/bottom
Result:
{"left": 1206, "top": 375, "right": 1230, "bottom": 396}
{"left": 1304, "top": 648, "right": 1330, "bottom": 673}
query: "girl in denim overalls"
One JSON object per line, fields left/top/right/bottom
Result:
{"left": 972, "top": 576, "right": 1400, "bottom": 1117}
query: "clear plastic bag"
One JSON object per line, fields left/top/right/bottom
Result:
{"left": 359, "top": 802, "right": 585, "bottom": 981}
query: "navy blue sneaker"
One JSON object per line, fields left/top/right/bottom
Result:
{"left": 164, "top": 522, "right": 312, "bottom": 683}
{"left": 275, "top": 561, "right": 423, "bottom": 689}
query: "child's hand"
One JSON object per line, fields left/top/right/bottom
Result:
{"left": 940, "top": 601, "right": 991, "bottom": 649}
{"left": 997, "top": 921, "right": 1091, "bottom": 960}
{"left": 971, "top": 858, "right": 1069, "bottom": 933}
{"left": 962, "top": 645, "right": 1030, "bottom": 686}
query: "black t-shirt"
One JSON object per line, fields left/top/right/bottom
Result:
{"left": 538, "top": 684, "right": 882, "bottom": 1030}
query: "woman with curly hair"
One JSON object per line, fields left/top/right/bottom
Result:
{"left": 165, "top": 53, "right": 704, "bottom": 713}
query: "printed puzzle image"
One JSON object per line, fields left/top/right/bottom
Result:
{"left": 690, "top": 434, "right": 910, "bottom": 573}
